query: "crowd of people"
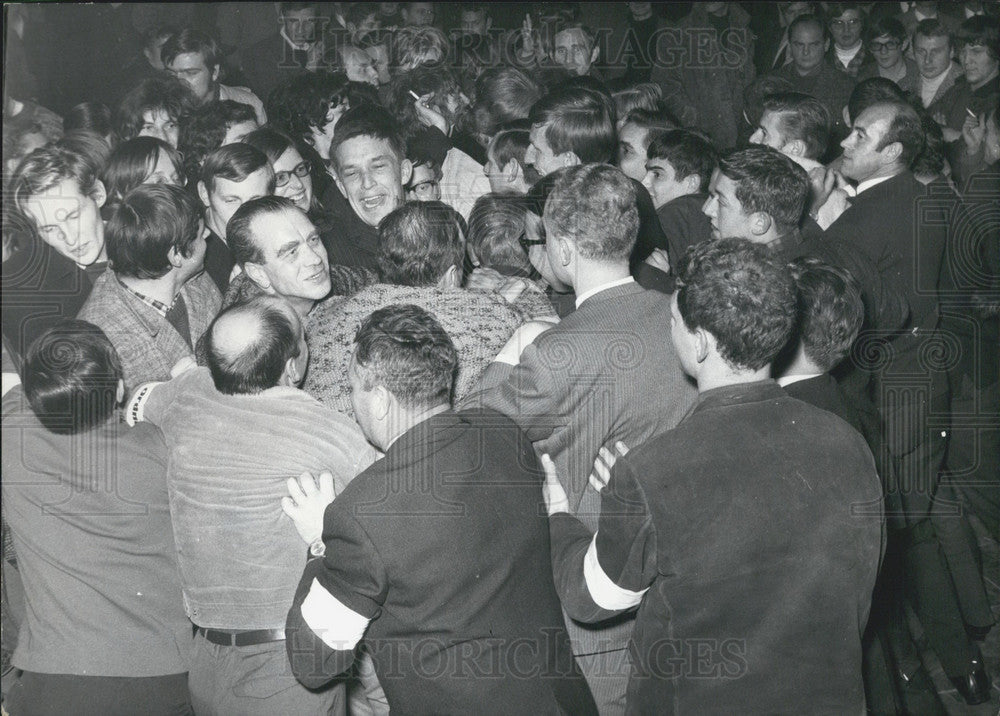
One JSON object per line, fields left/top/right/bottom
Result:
{"left": 1, "top": 2, "right": 998, "bottom": 714}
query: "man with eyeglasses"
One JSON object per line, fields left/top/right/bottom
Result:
{"left": 857, "top": 17, "right": 920, "bottom": 94}
{"left": 826, "top": 3, "right": 869, "bottom": 76}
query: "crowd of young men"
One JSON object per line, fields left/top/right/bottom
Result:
{"left": 2, "top": 2, "right": 997, "bottom": 715}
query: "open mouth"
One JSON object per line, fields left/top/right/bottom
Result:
{"left": 361, "top": 194, "right": 386, "bottom": 211}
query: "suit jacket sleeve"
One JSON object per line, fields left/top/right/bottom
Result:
{"left": 550, "top": 457, "right": 657, "bottom": 623}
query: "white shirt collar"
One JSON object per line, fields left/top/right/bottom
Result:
{"left": 855, "top": 174, "right": 895, "bottom": 195}
{"left": 575, "top": 277, "right": 635, "bottom": 308}
{"left": 777, "top": 373, "right": 823, "bottom": 387}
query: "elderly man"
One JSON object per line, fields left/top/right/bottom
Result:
{"left": 78, "top": 183, "right": 220, "bottom": 390}
{"left": 126, "top": 296, "right": 376, "bottom": 716}
{"left": 284, "top": 304, "right": 597, "bottom": 715}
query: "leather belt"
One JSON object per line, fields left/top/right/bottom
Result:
{"left": 195, "top": 626, "right": 286, "bottom": 647}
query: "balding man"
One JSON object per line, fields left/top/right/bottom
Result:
{"left": 127, "top": 295, "right": 377, "bottom": 716}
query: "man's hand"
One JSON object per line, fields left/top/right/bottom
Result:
{"left": 589, "top": 441, "right": 630, "bottom": 493}
{"left": 413, "top": 93, "right": 449, "bottom": 135}
{"left": 541, "top": 454, "right": 569, "bottom": 515}
{"left": 493, "top": 320, "right": 554, "bottom": 366}
{"left": 281, "top": 471, "right": 337, "bottom": 545}
{"left": 465, "top": 266, "right": 508, "bottom": 292}
{"left": 962, "top": 112, "right": 987, "bottom": 155}
{"left": 808, "top": 166, "right": 847, "bottom": 218}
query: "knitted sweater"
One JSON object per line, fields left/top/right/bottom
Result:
{"left": 304, "top": 284, "right": 528, "bottom": 416}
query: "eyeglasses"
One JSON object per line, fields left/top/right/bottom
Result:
{"left": 830, "top": 18, "right": 862, "bottom": 29}
{"left": 518, "top": 232, "right": 546, "bottom": 253}
{"left": 870, "top": 40, "right": 901, "bottom": 52}
{"left": 274, "top": 160, "right": 311, "bottom": 187}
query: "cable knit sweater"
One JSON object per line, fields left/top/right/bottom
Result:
{"left": 304, "top": 284, "right": 529, "bottom": 416}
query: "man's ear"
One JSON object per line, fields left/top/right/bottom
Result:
{"left": 590, "top": 45, "right": 600, "bottom": 65}
{"left": 881, "top": 140, "right": 903, "bottom": 164}
{"left": 400, "top": 157, "right": 413, "bottom": 186}
{"left": 211, "top": 64, "right": 220, "bottom": 84}
{"left": 823, "top": 38, "right": 830, "bottom": 53}
{"left": 437, "top": 264, "right": 461, "bottom": 288}
{"left": 373, "top": 384, "right": 391, "bottom": 421}
{"left": 556, "top": 235, "right": 573, "bottom": 266}
{"left": 116, "top": 379, "right": 125, "bottom": 405}
{"left": 167, "top": 245, "right": 185, "bottom": 269}
{"left": 694, "top": 327, "right": 711, "bottom": 364}
{"left": 562, "top": 151, "right": 582, "bottom": 168}
{"left": 197, "top": 181, "right": 211, "bottom": 209}
{"left": 284, "top": 355, "right": 303, "bottom": 385}
{"left": 750, "top": 212, "right": 773, "bottom": 237}
{"left": 90, "top": 180, "right": 107, "bottom": 209}
{"left": 681, "top": 174, "right": 701, "bottom": 195}
{"left": 842, "top": 106, "right": 852, "bottom": 127}
{"left": 783, "top": 139, "right": 807, "bottom": 158}
{"left": 503, "top": 158, "right": 521, "bottom": 183}
{"left": 244, "top": 262, "right": 271, "bottom": 291}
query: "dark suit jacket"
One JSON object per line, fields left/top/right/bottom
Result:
{"left": 466, "top": 282, "right": 699, "bottom": 654}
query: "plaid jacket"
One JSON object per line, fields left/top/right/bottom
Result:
{"left": 78, "top": 269, "right": 221, "bottom": 391}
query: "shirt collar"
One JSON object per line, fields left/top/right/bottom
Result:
{"left": 574, "top": 276, "right": 635, "bottom": 308}
{"left": 855, "top": 174, "right": 895, "bottom": 195}
{"left": 777, "top": 373, "right": 823, "bottom": 387}
{"left": 116, "top": 276, "right": 178, "bottom": 318}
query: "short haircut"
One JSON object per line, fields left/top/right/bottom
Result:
{"left": 550, "top": 20, "right": 596, "bottom": 51}
{"left": 789, "top": 257, "right": 864, "bottom": 371}
{"left": 226, "top": 195, "right": 301, "bottom": 265}
{"left": 913, "top": 18, "right": 952, "bottom": 46}
{"left": 115, "top": 76, "right": 195, "bottom": 142}
{"left": 387, "top": 66, "right": 461, "bottom": 141}
{"left": 352, "top": 303, "right": 457, "bottom": 408}
{"left": 528, "top": 86, "right": 617, "bottom": 164}
{"left": 54, "top": 131, "right": 112, "bottom": 179}
{"left": 106, "top": 183, "right": 203, "bottom": 280}
{"left": 956, "top": 15, "right": 999, "bottom": 61}
{"left": 717, "top": 146, "right": 810, "bottom": 233}
{"left": 161, "top": 27, "right": 221, "bottom": 70}
{"left": 199, "top": 143, "right": 275, "bottom": 196}
{"left": 103, "top": 136, "right": 185, "bottom": 207}
{"left": 329, "top": 105, "right": 405, "bottom": 171}
{"left": 487, "top": 129, "right": 541, "bottom": 185}
{"left": 847, "top": 77, "right": 907, "bottom": 126}
{"left": 242, "top": 125, "right": 300, "bottom": 166}
{"left": 866, "top": 16, "right": 907, "bottom": 44}
{"left": 544, "top": 164, "right": 637, "bottom": 261}
{"left": 761, "top": 92, "right": 831, "bottom": 160}
{"left": 266, "top": 71, "right": 349, "bottom": 144}
{"left": 873, "top": 101, "right": 925, "bottom": 168}
{"left": 391, "top": 25, "right": 449, "bottom": 71}
{"left": 376, "top": 201, "right": 467, "bottom": 285}
{"left": 912, "top": 104, "right": 946, "bottom": 177}
{"left": 788, "top": 14, "right": 827, "bottom": 41}
{"left": 623, "top": 108, "right": 679, "bottom": 137}
{"left": 524, "top": 171, "right": 560, "bottom": 219}
{"left": 22, "top": 319, "right": 123, "bottom": 434}
{"left": 676, "top": 238, "right": 796, "bottom": 371}
{"left": 646, "top": 130, "right": 718, "bottom": 193}
{"left": 205, "top": 296, "right": 302, "bottom": 395}
{"left": 66, "top": 102, "right": 113, "bottom": 137}
{"left": 10, "top": 144, "right": 104, "bottom": 215}
{"left": 471, "top": 67, "right": 542, "bottom": 137}
{"left": 179, "top": 100, "right": 258, "bottom": 178}
{"left": 613, "top": 83, "right": 663, "bottom": 120}
{"left": 467, "top": 193, "right": 533, "bottom": 277}
{"left": 826, "top": 2, "right": 865, "bottom": 23}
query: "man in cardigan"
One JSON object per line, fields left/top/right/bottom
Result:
{"left": 78, "top": 184, "right": 220, "bottom": 391}
{"left": 544, "top": 239, "right": 883, "bottom": 713}
{"left": 465, "top": 164, "right": 698, "bottom": 715}
{"left": 126, "top": 295, "right": 376, "bottom": 716}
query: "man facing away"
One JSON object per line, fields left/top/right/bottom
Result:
{"left": 284, "top": 304, "right": 597, "bottom": 715}
{"left": 544, "top": 239, "right": 884, "bottom": 714}
{"left": 126, "top": 295, "right": 376, "bottom": 716}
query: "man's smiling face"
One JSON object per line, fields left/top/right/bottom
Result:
{"left": 332, "top": 135, "right": 411, "bottom": 228}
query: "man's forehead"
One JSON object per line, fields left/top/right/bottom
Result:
{"left": 25, "top": 177, "right": 85, "bottom": 206}
{"left": 555, "top": 28, "right": 591, "bottom": 48}
{"left": 170, "top": 51, "right": 209, "bottom": 69}
{"left": 856, "top": 105, "right": 894, "bottom": 131}
{"left": 914, "top": 34, "right": 948, "bottom": 49}
{"left": 251, "top": 209, "right": 312, "bottom": 248}
{"left": 791, "top": 24, "right": 823, "bottom": 41}
{"left": 337, "top": 135, "right": 398, "bottom": 161}
{"left": 213, "top": 170, "right": 269, "bottom": 195}
{"left": 646, "top": 157, "right": 674, "bottom": 173}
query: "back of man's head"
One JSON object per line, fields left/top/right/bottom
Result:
{"left": 107, "top": 183, "right": 203, "bottom": 279}
{"left": 789, "top": 257, "right": 863, "bottom": 372}
{"left": 352, "top": 303, "right": 457, "bottom": 409}
{"left": 718, "top": 146, "right": 810, "bottom": 234}
{"left": 544, "top": 164, "right": 638, "bottom": 262}
{"left": 761, "top": 92, "right": 831, "bottom": 160}
{"left": 376, "top": 201, "right": 467, "bottom": 285}
{"left": 847, "top": 77, "right": 907, "bottom": 127}
{"left": 200, "top": 143, "right": 275, "bottom": 196}
{"left": 676, "top": 238, "right": 796, "bottom": 371}
{"left": 528, "top": 86, "right": 616, "bottom": 165}
{"left": 22, "top": 319, "right": 123, "bottom": 434}
{"left": 873, "top": 101, "right": 925, "bottom": 168}
{"left": 227, "top": 195, "right": 302, "bottom": 266}
{"left": 205, "top": 296, "right": 304, "bottom": 395}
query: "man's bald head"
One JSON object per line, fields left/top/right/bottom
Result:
{"left": 206, "top": 296, "right": 308, "bottom": 394}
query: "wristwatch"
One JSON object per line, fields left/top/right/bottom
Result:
{"left": 309, "top": 538, "right": 326, "bottom": 558}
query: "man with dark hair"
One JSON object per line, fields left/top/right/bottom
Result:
{"left": 641, "top": 129, "right": 716, "bottom": 267}
{"left": 468, "top": 164, "right": 697, "bottom": 714}
{"left": 241, "top": 2, "right": 326, "bottom": 103}
{"left": 751, "top": 92, "right": 831, "bottom": 167}
{"left": 114, "top": 75, "right": 196, "bottom": 147}
{"left": 303, "top": 200, "right": 526, "bottom": 416}
{"left": 179, "top": 100, "right": 261, "bottom": 181}
{"left": 163, "top": 27, "right": 266, "bottom": 124}
{"left": 826, "top": 2, "right": 869, "bottom": 76}
{"left": 4, "top": 144, "right": 109, "bottom": 363}
{"left": 913, "top": 19, "right": 963, "bottom": 110}
{"left": 933, "top": 15, "right": 999, "bottom": 139}
{"left": 284, "top": 303, "right": 597, "bottom": 715}
{"left": 858, "top": 16, "right": 920, "bottom": 93}
{"left": 550, "top": 21, "right": 600, "bottom": 79}
{"left": 773, "top": 14, "right": 856, "bottom": 138}
{"left": 325, "top": 105, "right": 412, "bottom": 268}
{"left": 703, "top": 146, "right": 811, "bottom": 258}
{"left": 400, "top": 1, "right": 435, "bottom": 28}
{"left": 616, "top": 108, "right": 677, "bottom": 182}
{"left": 125, "top": 295, "right": 375, "bottom": 716}
{"left": 2, "top": 320, "right": 193, "bottom": 715}
{"left": 543, "top": 238, "right": 883, "bottom": 714}
{"left": 78, "top": 184, "right": 220, "bottom": 390}
{"left": 197, "top": 143, "right": 276, "bottom": 291}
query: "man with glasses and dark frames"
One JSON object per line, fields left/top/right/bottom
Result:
{"left": 858, "top": 17, "right": 920, "bottom": 94}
